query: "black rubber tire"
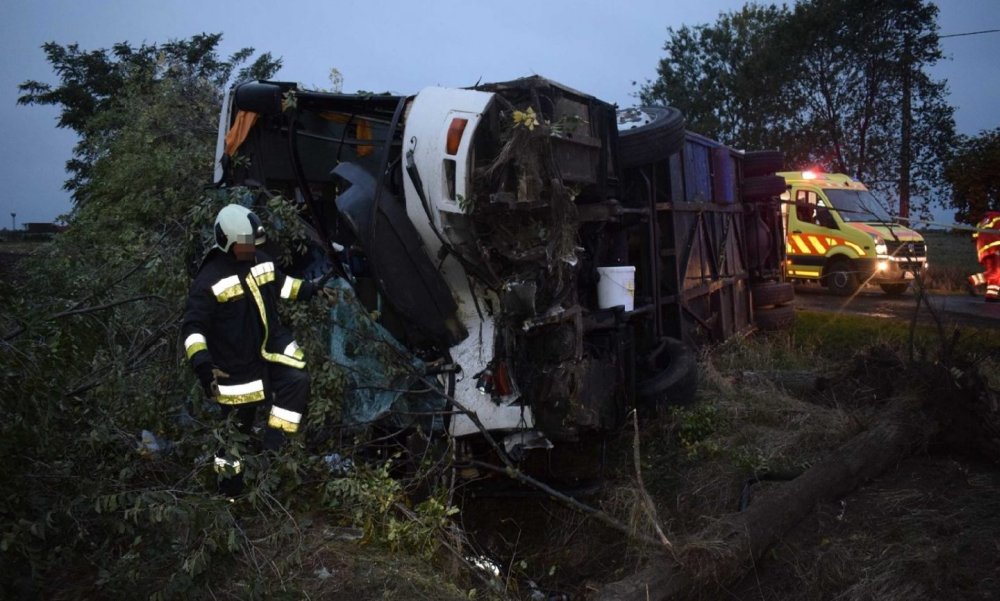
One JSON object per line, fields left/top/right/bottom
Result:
{"left": 742, "top": 150, "right": 785, "bottom": 177}
{"left": 636, "top": 337, "right": 698, "bottom": 411}
{"left": 617, "top": 107, "right": 686, "bottom": 168}
{"left": 754, "top": 304, "right": 796, "bottom": 331}
{"left": 880, "top": 283, "right": 909, "bottom": 296}
{"left": 824, "top": 259, "right": 859, "bottom": 296}
{"left": 751, "top": 281, "right": 795, "bottom": 308}
{"left": 742, "top": 175, "right": 788, "bottom": 201}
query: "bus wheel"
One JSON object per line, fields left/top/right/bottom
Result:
{"left": 617, "top": 107, "right": 686, "bottom": 168}
{"left": 751, "top": 281, "right": 794, "bottom": 308}
{"left": 636, "top": 337, "right": 698, "bottom": 414}
{"left": 742, "top": 150, "right": 785, "bottom": 177}
{"left": 755, "top": 304, "right": 796, "bottom": 331}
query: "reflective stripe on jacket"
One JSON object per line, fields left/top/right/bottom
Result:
{"left": 182, "top": 249, "right": 314, "bottom": 403}
{"left": 975, "top": 213, "right": 1000, "bottom": 262}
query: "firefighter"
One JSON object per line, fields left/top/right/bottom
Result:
{"left": 968, "top": 211, "right": 1000, "bottom": 302}
{"left": 182, "top": 204, "right": 327, "bottom": 496}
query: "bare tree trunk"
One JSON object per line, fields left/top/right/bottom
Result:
{"left": 594, "top": 363, "right": 1000, "bottom": 600}
{"left": 593, "top": 400, "right": 933, "bottom": 601}
{"left": 899, "top": 35, "right": 912, "bottom": 220}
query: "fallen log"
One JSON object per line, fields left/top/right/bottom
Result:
{"left": 594, "top": 358, "right": 999, "bottom": 600}
{"left": 593, "top": 398, "right": 935, "bottom": 600}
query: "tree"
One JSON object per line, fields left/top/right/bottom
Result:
{"left": 641, "top": 4, "right": 801, "bottom": 153}
{"left": 1, "top": 35, "right": 296, "bottom": 599}
{"left": 5, "top": 36, "right": 473, "bottom": 600}
{"left": 641, "top": 0, "right": 955, "bottom": 216}
{"left": 17, "top": 33, "right": 280, "bottom": 203}
{"left": 943, "top": 128, "right": 1000, "bottom": 224}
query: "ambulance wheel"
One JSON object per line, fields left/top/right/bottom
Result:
{"left": 742, "top": 150, "right": 785, "bottom": 177}
{"left": 636, "top": 337, "right": 698, "bottom": 413}
{"left": 751, "top": 281, "right": 794, "bottom": 308}
{"left": 824, "top": 260, "right": 858, "bottom": 296}
{"left": 742, "top": 175, "right": 788, "bottom": 201}
{"left": 754, "top": 304, "right": 796, "bottom": 331}
{"left": 880, "top": 283, "right": 909, "bottom": 296}
{"left": 617, "top": 106, "right": 686, "bottom": 168}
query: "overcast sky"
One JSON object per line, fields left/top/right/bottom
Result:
{"left": 1, "top": 0, "right": 997, "bottom": 226}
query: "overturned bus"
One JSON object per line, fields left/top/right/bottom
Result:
{"left": 213, "top": 76, "right": 789, "bottom": 483}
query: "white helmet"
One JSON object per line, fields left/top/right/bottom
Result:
{"left": 214, "top": 204, "right": 265, "bottom": 252}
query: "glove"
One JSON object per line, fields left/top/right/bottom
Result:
{"left": 195, "top": 363, "right": 229, "bottom": 398}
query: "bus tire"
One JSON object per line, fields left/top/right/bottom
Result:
{"left": 742, "top": 150, "right": 785, "bottom": 177}
{"left": 742, "top": 175, "right": 788, "bottom": 201}
{"left": 617, "top": 107, "right": 686, "bottom": 168}
{"left": 751, "top": 281, "right": 795, "bottom": 308}
{"left": 755, "top": 304, "right": 796, "bottom": 331}
{"left": 636, "top": 337, "right": 698, "bottom": 412}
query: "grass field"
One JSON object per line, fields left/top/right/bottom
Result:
{"left": 919, "top": 229, "right": 982, "bottom": 291}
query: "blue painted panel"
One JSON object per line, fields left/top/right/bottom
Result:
{"left": 713, "top": 147, "right": 736, "bottom": 203}
{"left": 683, "top": 139, "right": 712, "bottom": 202}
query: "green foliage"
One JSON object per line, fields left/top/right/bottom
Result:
{"left": 641, "top": 0, "right": 955, "bottom": 215}
{"left": 4, "top": 34, "right": 474, "bottom": 599}
{"left": 642, "top": 4, "right": 799, "bottom": 150}
{"left": 943, "top": 127, "right": 1000, "bottom": 224}
{"left": 792, "top": 310, "right": 999, "bottom": 360}
{"left": 670, "top": 404, "right": 722, "bottom": 458}
{"left": 323, "top": 457, "right": 459, "bottom": 558}
{"left": 17, "top": 34, "right": 281, "bottom": 202}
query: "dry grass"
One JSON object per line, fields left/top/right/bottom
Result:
{"left": 290, "top": 516, "right": 490, "bottom": 601}
{"left": 448, "top": 313, "right": 999, "bottom": 599}
{"left": 924, "top": 263, "right": 971, "bottom": 292}
{"left": 921, "top": 229, "right": 983, "bottom": 291}
{"left": 596, "top": 332, "right": 1000, "bottom": 600}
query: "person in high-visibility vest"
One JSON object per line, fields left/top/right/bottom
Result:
{"left": 969, "top": 211, "right": 1000, "bottom": 302}
{"left": 182, "top": 204, "right": 332, "bottom": 496}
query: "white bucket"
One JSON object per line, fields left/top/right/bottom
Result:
{"left": 596, "top": 265, "right": 636, "bottom": 311}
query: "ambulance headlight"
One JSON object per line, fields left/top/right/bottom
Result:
{"left": 872, "top": 235, "right": 888, "bottom": 256}
{"left": 877, "top": 261, "right": 889, "bottom": 272}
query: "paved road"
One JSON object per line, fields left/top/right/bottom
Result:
{"left": 792, "top": 284, "right": 1000, "bottom": 330}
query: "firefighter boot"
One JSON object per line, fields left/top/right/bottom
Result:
{"left": 218, "top": 472, "right": 245, "bottom": 498}
{"left": 262, "top": 426, "right": 287, "bottom": 451}
{"left": 214, "top": 455, "right": 245, "bottom": 498}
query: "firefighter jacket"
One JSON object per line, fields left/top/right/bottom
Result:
{"left": 182, "top": 249, "right": 315, "bottom": 405}
{"left": 974, "top": 212, "right": 1000, "bottom": 263}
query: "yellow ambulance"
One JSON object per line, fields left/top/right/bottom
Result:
{"left": 778, "top": 171, "right": 928, "bottom": 296}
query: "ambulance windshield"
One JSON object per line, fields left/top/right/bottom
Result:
{"left": 825, "top": 189, "right": 893, "bottom": 223}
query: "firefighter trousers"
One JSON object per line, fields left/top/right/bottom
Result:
{"left": 971, "top": 254, "right": 1000, "bottom": 301}
{"left": 215, "top": 363, "right": 311, "bottom": 496}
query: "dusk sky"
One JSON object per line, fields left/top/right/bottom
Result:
{"left": 1, "top": 0, "right": 997, "bottom": 226}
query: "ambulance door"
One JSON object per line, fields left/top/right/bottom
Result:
{"left": 786, "top": 188, "right": 834, "bottom": 280}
